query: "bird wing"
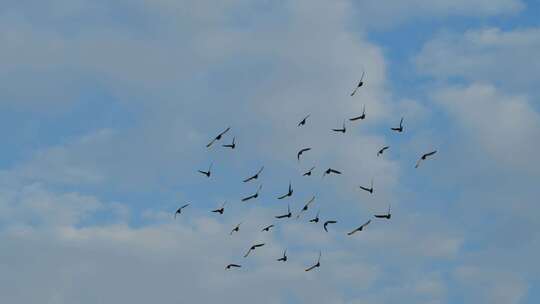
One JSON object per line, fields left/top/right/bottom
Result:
{"left": 424, "top": 150, "right": 437, "bottom": 158}
{"left": 330, "top": 169, "right": 341, "bottom": 174}
{"left": 254, "top": 243, "right": 265, "bottom": 248}
{"left": 362, "top": 219, "right": 372, "bottom": 228}
{"left": 415, "top": 158, "right": 423, "bottom": 168}
{"left": 218, "top": 127, "right": 231, "bottom": 137}
{"left": 206, "top": 138, "right": 217, "bottom": 148}
{"left": 243, "top": 248, "right": 252, "bottom": 258}
{"left": 359, "top": 186, "right": 370, "bottom": 192}
{"left": 256, "top": 166, "right": 264, "bottom": 175}
{"left": 243, "top": 175, "right": 255, "bottom": 182}
{"left": 305, "top": 264, "right": 317, "bottom": 272}
{"left": 181, "top": 203, "right": 190, "bottom": 209}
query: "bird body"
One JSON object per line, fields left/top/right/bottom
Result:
{"left": 323, "top": 168, "right": 341, "bottom": 177}
{"left": 377, "top": 146, "right": 389, "bottom": 157}
{"left": 415, "top": 150, "right": 437, "bottom": 168}
{"left": 211, "top": 202, "right": 226, "bottom": 214}
{"left": 243, "top": 166, "right": 264, "bottom": 183}
{"left": 277, "top": 182, "right": 293, "bottom": 199}
{"left": 332, "top": 120, "right": 346, "bottom": 133}
{"left": 297, "top": 148, "right": 312, "bottom": 161}
{"left": 347, "top": 220, "right": 371, "bottom": 235}
{"left": 305, "top": 251, "right": 321, "bottom": 272}
{"left": 375, "top": 204, "right": 391, "bottom": 219}
{"left": 298, "top": 114, "right": 310, "bottom": 127}
{"left": 349, "top": 105, "right": 366, "bottom": 121}
{"left": 323, "top": 220, "right": 337, "bottom": 232}
{"left": 275, "top": 204, "right": 292, "bottom": 219}
{"left": 277, "top": 249, "right": 288, "bottom": 262}
{"left": 244, "top": 243, "right": 265, "bottom": 258}
{"left": 174, "top": 203, "right": 190, "bottom": 219}
{"left": 230, "top": 223, "right": 242, "bottom": 235}
{"left": 359, "top": 179, "right": 374, "bottom": 194}
{"left": 350, "top": 71, "right": 366, "bottom": 96}
{"left": 261, "top": 224, "right": 274, "bottom": 232}
{"left": 242, "top": 185, "right": 262, "bottom": 202}
{"left": 225, "top": 264, "right": 241, "bottom": 270}
{"left": 222, "top": 136, "right": 236, "bottom": 149}
{"left": 391, "top": 117, "right": 404, "bottom": 133}
{"left": 303, "top": 166, "right": 315, "bottom": 176}
{"left": 309, "top": 210, "right": 320, "bottom": 223}
{"left": 207, "top": 127, "right": 231, "bottom": 148}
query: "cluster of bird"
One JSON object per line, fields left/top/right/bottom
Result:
{"left": 175, "top": 73, "right": 437, "bottom": 272}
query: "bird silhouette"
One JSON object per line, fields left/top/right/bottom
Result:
{"left": 222, "top": 136, "right": 236, "bottom": 149}
{"left": 230, "top": 222, "right": 242, "bottom": 235}
{"left": 296, "top": 195, "right": 316, "bottom": 219}
{"left": 350, "top": 70, "right": 366, "bottom": 96}
{"left": 174, "top": 204, "right": 190, "bottom": 219}
{"left": 323, "top": 168, "right": 342, "bottom": 177}
{"left": 225, "top": 264, "right": 241, "bottom": 270}
{"left": 415, "top": 150, "right": 437, "bottom": 168}
{"left": 332, "top": 120, "right": 346, "bottom": 133}
{"left": 277, "top": 249, "right": 288, "bottom": 262}
{"left": 305, "top": 251, "right": 321, "bottom": 272}
{"left": 298, "top": 114, "right": 311, "bottom": 127}
{"left": 349, "top": 105, "right": 366, "bottom": 121}
{"left": 391, "top": 117, "right": 404, "bottom": 133}
{"left": 198, "top": 162, "right": 213, "bottom": 178}
{"left": 374, "top": 204, "right": 391, "bottom": 219}
{"left": 359, "top": 179, "right": 374, "bottom": 194}
{"left": 241, "top": 185, "right": 262, "bottom": 202}
{"left": 275, "top": 204, "right": 292, "bottom": 219}
{"left": 347, "top": 219, "right": 371, "bottom": 235}
{"left": 323, "top": 220, "right": 337, "bottom": 232}
{"left": 303, "top": 166, "right": 315, "bottom": 176}
{"left": 261, "top": 224, "right": 275, "bottom": 232}
{"left": 309, "top": 210, "right": 320, "bottom": 223}
{"left": 377, "top": 146, "right": 389, "bottom": 157}
{"left": 297, "top": 148, "right": 312, "bottom": 162}
{"left": 206, "top": 127, "right": 231, "bottom": 148}
{"left": 277, "top": 181, "right": 293, "bottom": 199}
{"left": 244, "top": 243, "right": 265, "bottom": 258}
{"left": 243, "top": 166, "right": 264, "bottom": 183}
{"left": 211, "top": 202, "right": 226, "bottom": 214}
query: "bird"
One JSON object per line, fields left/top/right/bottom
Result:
{"left": 198, "top": 162, "right": 213, "bottom": 178}
{"left": 305, "top": 251, "right": 321, "bottom": 272}
{"left": 297, "top": 147, "right": 312, "bottom": 162}
{"left": 296, "top": 195, "right": 316, "bottom": 219}
{"left": 332, "top": 120, "right": 346, "bottom": 133}
{"left": 206, "top": 127, "right": 231, "bottom": 148}
{"left": 359, "top": 179, "right": 374, "bottom": 194}
{"left": 225, "top": 264, "right": 241, "bottom": 270}
{"left": 415, "top": 150, "right": 437, "bottom": 168}
{"left": 230, "top": 222, "right": 242, "bottom": 235}
{"left": 277, "top": 181, "right": 293, "bottom": 199}
{"left": 174, "top": 204, "right": 190, "bottom": 219}
{"left": 241, "top": 185, "right": 262, "bottom": 202}
{"left": 350, "top": 70, "right": 366, "bottom": 96}
{"left": 303, "top": 166, "right": 315, "bottom": 176}
{"left": 391, "top": 117, "right": 404, "bottom": 133}
{"left": 323, "top": 168, "right": 341, "bottom": 177}
{"left": 298, "top": 114, "right": 310, "bottom": 127}
{"left": 349, "top": 105, "right": 366, "bottom": 121}
{"left": 323, "top": 220, "right": 337, "bottom": 232}
{"left": 261, "top": 224, "right": 275, "bottom": 232}
{"left": 243, "top": 166, "right": 264, "bottom": 183}
{"left": 275, "top": 204, "right": 292, "bottom": 219}
{"left": 309, "top": 210, "right": 320, "bottom": 223}
{"left": 347, "top": 219, "right": 371, "bottom": 235}
{"left": 211, "top": 202, "right": 226, "bottom": 214}
{"left": 222, "top": 136, "right": 236, "bottom": 149}
{"left": 374, "top": 204, "right": 391, "bottom": 219}
{"left": 244, "top": 243, "right": 265, "bottom": 258}
{"left": 377, "top": 146, "right": 389, "bottom": 157}
{"left": 277, "top": 249, "right": 288, "bottom": 262}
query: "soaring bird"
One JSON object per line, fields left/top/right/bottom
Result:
{"left": 241, "top": 185, "right": 262, "bottom": 202}
{"left": 277, "top": 182, "right": 293, "bottom": 200}
{"left": 261, "top": 224, "right": 275, "bottom": 232}
{"left": 174, "top": 204, "right": 190, "bottom": 219}
{"left": 198, "top": 162, "right": 213, "bottom": 178}
{"left": 377, "top": 146, "right": 389, "bottom": 157}
{"left": 309, "top": 210, "right": 320, "bottom": 223}
{"left": 323, "top": 168, "right": 342, "bottom": 177}
{"left": 391, "top": 117, "right": 404, "bottom": 133}
{"left": 277, "top": 249, "right": 288, "bottom": 262}
{"left": 323, "top": 220, "right": 337, "bottom": 232}
{"left": 211, "top": 202, "right": 226, "bottom": 215}
{"left": 243, "top": 166, "right": 264, "bottom": 183}
{"left": 415, "top": 150, "right": 437, "bottom": 168}
{"left": 206, "top": 127, "right": 231, "bottom": 148}
{"left": 347, "top": 219, "right": 371, "bottom": 235}
{"left": 359, "top": 179, "right": 374, "bottom": 194}
{"left": 244, "top": 243, "right": 265, "bottom": 258}
{"left": 296, "top": 195, "right": 316, "bottom": 219}
{"left": 298, "top": 114, "right": 311, "bottom": 127}
{"left": 230, "top": 222, "right": 242, "bottom": 235}
{"left": 225, "top": 264, "right": 241, "bottom": 270}
{"left": 275, "top": 204, "right": 292, "bottom": 219}
{"left": 305, "top": 251, "right": 321, "bottom": 272}
{"left": 303, "top": 166, "right": 315, "bottom": 176}
{"left": 349, "top": 105, "right": 366, "bottom": 121}
{"left": 297, "top": 147, "right": 312, "bottom": 162}
{"left": 350, "top": 70, "right": 366, "bottom": 96}
{"left": 332, "top": 120, "right": 346, "bottom": 133}
{"left": 374, "top": 204, "right": 391, "bottom": 219}
{"left": 222, "top": 136, "right": 236, "bottom": 149}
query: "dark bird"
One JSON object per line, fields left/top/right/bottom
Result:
{"left": 347, "top": 219, "right": 371, "bottom": 235}
{"left": 206, "top": 127, "right": 231, "bottom": 148}
{"left": 244, "top": 243, "right": 265, "bottom": 258}
{"left": 377, "top": 146, "right": 389, "bottom": 157}
{"left": 359, "top": 179, "right": 374, "bottom": 194}
{"left": 415, "top": 150, "right": 437, "bottom": 168}
{"left": 275, "top": 204, "right": 292, "bottom": 219}
{"left": 332, "top": 120, "right": 346, "bottom": 133}
{"left": 211, "top": 202, "right": 226, "bottom": 215}
{"left": 374, "top": 204, "right": 391, "bottom": 219}
{"left": 174, "top": 203, "right": 190, "bottom": 219}
{"left": 391, "top": 117, "right": 404, "bottom": 133}
{"left": 309, "top": 210, "right": 320, "bottom": 223}
{"left": 230, "top": 222, "right": 242, "bottom": 235}
{"left": 241, "top": 185, "right": 262, "bottom": 202}
{"left": 225, "top": 264, "right": 241, "bottom": 270}
{"left": 296, "top": 195, "right": 316, "bottom": 219}
{"left": 298, "top": 114, "right": 311, "bottom": 127}
{"left": 198, "top": 162, "right": 213, "bottom": 178}
{"left": 222, "top": 136, "right": 236, "bottom": 149}
{"left": 243, "top": 166, "right": 264, "bottom": 183}
{"left": 277, "top": 249, "right": 288, "bottom": 262}
{"left": 303, "top": 166, "right": 315, "bottom": 176}
{"left": 261, "top": 224, "right": 274, "bottom": 232}
{"left": 323, "top": 220, "right": 337, "bottom": 232}
{"left": 323, "top": 168, "right": 342, "bottom": 177}
{"left": 305, "top": 251, "right": 321, "bottom": 272}
{"left": 349, "top": 104, "right": 366, "bottom": 121}
{"left": 277, "top": 181, "right": 293, "bottom": 200}
{"left": 350, "top": 70, "right": 366, "bottom": 96}
{"left": 297, "top": 147, "right": 312, "bottom": 162}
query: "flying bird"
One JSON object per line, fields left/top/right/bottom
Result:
{"left": 174, "top": 203, "right": 190, "bottom": 219}
{"left": 349, "top": 105, "right": 366, "bottom": 121}
{"left": 277, "top": 182, "right": 293, "bottom": 200}
{"left": 198, "top": 162, "right": 213, "bottom": 178}
{"left": 391, "top": 117, "right": 404, "bottom": 133}
{"left": 296, "top": 195, "right": 316, "bottom": 219}
{"left": 243, "top": 166, "right": 264, "bottom": 183}
{"left": 303, "top": 166, "right": 316, "bottom": 176}
{"left": 323, "top": 168, "right": 342, "bottom": 177}
{"left": 277, "top": 249, "right": 288, "bottom": 262}
{"left": 230, "top": 222, "right": 242, "bottom": 235}
{"left": 332, "top": 120, "right": 346, "bottom": 133}
{"left": 244, "top": 243, "right": 265, "bottom": 258}
{"left": 347, "top": 219, "right": 371, "bottom": 235}
{"left": 350, "top": 70, "right": 366, "bottom": 96}
{"left": 261, "top": 224, "right": 275, "bottom": 232}
{"left": 359, "top": 179, "right": 374, "bottom": 194}
{"left": 309, "top": 210, "right": 320, "bottom": 223}
{"left": 377, "top": 146, "right": 389, "bottom": 157}
{"left": 241, "top": 185, "right": 262, "bottom": 202}
{"left": 415, "top": 150, "right": 437, "bottom": 168}
{"left": 275, "top": 204, "right": 292, "bottom": 219}
{"left": 297, "top": 147, "right": 312, "bottom": 162}
{"left": 225, "top": 264, "right": 241, "bottom": 270}
{"left": 222, "top": 136, "right": 236, "bottom": 149}
{"left": 298, "top": 114, "right": 311, "bottom": 127}
{"left": 211, "top": 202, "right": 226, "bottom": 215}
{"left": 206, "top": 127, "right": 231, "bottom": 148}
{"left": 305, "top": 251, "right": 321, "bottom": 272}
{"left": 374, "top": 204, "right": 391, "bottom": 219}
{"left": 323, "top": 220, "right": 337, "bottom": 232}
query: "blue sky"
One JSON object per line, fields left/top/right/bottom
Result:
{"left": 1, "top": 1, "right": 539, "bottom": 303}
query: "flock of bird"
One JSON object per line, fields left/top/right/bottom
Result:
{"left": 175, "top": 74, "right": 437, "bottom": 272}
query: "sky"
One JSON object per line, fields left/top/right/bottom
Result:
{"left": 0, "top": 1, "right": 539, "bottom": 303}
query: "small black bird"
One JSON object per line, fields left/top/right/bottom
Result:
{"left": 198, "top": 162, "right": 213, "bottom": 178}
{"left": 275, "top": 204, "right": 292, "bottom": 219}
{"left": 332, "top": 120, "right": 346, "bottom": 133}
{"left": 241, "top": 185, "right": 262, "bottom": 202}
{"left": 309, "top": 210, "right": 320, "bottom": 223}
{"left": 323, "top": 168, "right": 342, "bottom": 177}
{"left": 243, "top": 166, "right": 264, "bottom": 183}
{"left": 323, "top": 220, "right": 337, "bottom": 232}
{"left": 277, "top": 182, "right": 293, "bottom": 200}
{"left": 349, "top": 105, "right": 366, "bottom": 121}
{"left": 350, "top": 70, "right": 366, "bottom": 96}
{"left": 303, "top": 166, "right": 315, "bottom": 176}
{"left": 207, "top": 127, "right": 231, "bottom": 148}
{"left": 211, "top": 202, "right": 226, "bottom": 215}
{"left": 277, "top": 249, "right": 288, "bottom": 262}
{"left": 391, "top": 117, "right": 404, "bottom": 133}
{"left": 174, "top": 203, "right": 190, "bottom": 219}
{"left": 225, "top": 264, "right": 241, "bottom": 270}
{"left": 297, "top": 147, "right": 312, "bottom": 162}
{"left": 359, "top": 179, "right": 374, "bottom": 194}
{"left": 377, "top": 146, "right": 389, "bottom": 157}
{"left": 244, "top": 243, "right": 265, "bottom": 258}
{"left": 415, "top": 150, "right": 437, "bottom": 168}
{"left": 222, "top": 136, "right": 236, "bottom": 149}
{"left": 261, "top": 224, "right": 274, "bottom": 232}
{"left": 347, "top": 219, "right": 371, "bottom": 235}
{"left": 298, "top": 114, "right": 311, "bottom": 127}
{"left": 296, "top": 195, "right": 316, "bottom": 219}
{"left": 230, "top": 222, "right": 242, "bottom": 235}
{"left": 305, "top": 251, "right": 321, "bottom": 272}
{"left": 374, "top": 204, "right": 391, "bottom": 219}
